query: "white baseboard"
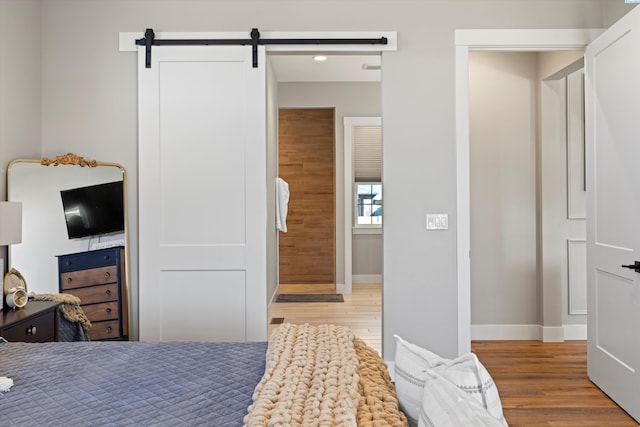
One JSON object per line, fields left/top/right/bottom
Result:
{"left": 563, "top": 324, "right": 587, "bottom": 340}
{"left": 268, "top": 286, "right": 279, "bottom": 305}
{"left": 471, "top": 323, "right": 587, "bottom": 341}
{"left": 353, "top": 274, "right": 382, "bottom": 284}
{"left": 541, "top": 326, "right": 565, "bottom": 342}
{"left": 471, "top": 324, "right": 540, "bottom": 340}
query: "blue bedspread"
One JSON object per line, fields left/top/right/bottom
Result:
{"left": 0, "top": 341, "right": 267, "bottom": 426}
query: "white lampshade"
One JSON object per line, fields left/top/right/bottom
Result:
{"left": 0, "top": 202, "right": 22, "bottom": 245}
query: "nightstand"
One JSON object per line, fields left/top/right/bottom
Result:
{"left": 0, "top": 301, "right": 60, "bottom": 342}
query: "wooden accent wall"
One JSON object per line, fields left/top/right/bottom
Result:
{"left": 278, "top": 108, "right": 335, "bottom": 291}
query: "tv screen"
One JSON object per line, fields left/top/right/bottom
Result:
{"left": 60, "top": 181, "right": 125, "bottom": 239}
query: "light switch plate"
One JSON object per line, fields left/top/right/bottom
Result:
{"left": 426, "top": 214, "right": 448, "bottom": 230}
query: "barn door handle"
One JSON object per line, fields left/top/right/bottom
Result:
{"left": 621, "top": 261, "right": 640, "bottom": 273}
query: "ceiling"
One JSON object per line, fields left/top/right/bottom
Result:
{"left": 268, "top": 54, "right": 381, "bottom": 82}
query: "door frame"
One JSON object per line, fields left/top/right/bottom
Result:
{"left": 454, "top": 28, "right": 602, "bottom": 354}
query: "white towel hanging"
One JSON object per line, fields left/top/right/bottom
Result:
{"left": 276, "top": 177, "right": 290, "bottom": 232}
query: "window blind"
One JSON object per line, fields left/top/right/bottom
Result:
{"left": 353, "top": 126, "right": 382, "bottom": 182}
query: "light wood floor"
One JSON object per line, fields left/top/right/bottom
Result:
{"left": 268, "top": 283, "right": 638, "bottom": 426}
{"left": 268, "top": 283, "right": 382, "bottom": 353}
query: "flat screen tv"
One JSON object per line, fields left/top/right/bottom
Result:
{"left": 60, "top": 181, "right": 124, "bottom": 239}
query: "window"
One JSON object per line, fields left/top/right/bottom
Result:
{"left": 356, "top": 183, "right": 382, "bottom": 225}
{"left": 352, "top": 125, "right": 382, "bottom": 228}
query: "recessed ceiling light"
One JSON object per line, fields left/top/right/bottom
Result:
{"left": 313, "top": 55, "right": 328, "bottom": 62}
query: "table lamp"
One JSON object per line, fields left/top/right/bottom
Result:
{"left": 0, "top": 201, "right": 22, "bottom": 248}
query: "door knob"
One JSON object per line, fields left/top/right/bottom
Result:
{"left": 621, "top": 261, "right": 640, "bottom": 273}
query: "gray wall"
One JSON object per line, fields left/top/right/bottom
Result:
{"left": 1, "top": 0, "right": 633, "bottom": 359}
{"left": 469, "top": 51, "right": 539, "bottom": 326}
{"left": 0, "top": 0, "right": 41, "bottom": 271}
{"left": 277, "top": 82, "right": 382, "bottom": 283}
{"left": 353, "top": 234, "right": 382, "bottom": 277}
{"left": 266, "top": 59, "right": 279, "bottom": 304}
{"left": 0, "top": 0, "right": 42, "bottom": 194}
{"left": 603, "top": 0, "right": 638, "bottom": 26}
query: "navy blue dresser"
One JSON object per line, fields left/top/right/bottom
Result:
{"left": 58, "top": 247, "right": 128, "bottom": 340}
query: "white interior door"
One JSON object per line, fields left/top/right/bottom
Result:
{"left": 137, "top": 45, "right": 267, "bottom": 342}
{"left": 586, "top": 6, "right": 640, "bottom": 421}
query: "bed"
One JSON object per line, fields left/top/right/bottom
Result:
{"left": 0, "top": 323, "right": 408, "bottom": 426}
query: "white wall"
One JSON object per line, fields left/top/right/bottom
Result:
{"left": 278, "top": 81, "right": 382, "bottom": 285}
{"left": 0, "top": 0, "right": 620, "bottom": 358}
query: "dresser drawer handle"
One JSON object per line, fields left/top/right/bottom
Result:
{"left": 67, "top": 277, "right": 73, "bottom": 283}
{"left": 106, "top": 326, "right": 112, "bottom": 334}
{"left": 106, "top": 289, "right": 112, "bottom": 296}
{"left": 26, "top": 325, "right": 37, "bottom": 335}
{"left": 106, "top": 307, "right": 112, "bottom": 314}
{"left": 104, "top": 271, "right": 111, "bottom": 279}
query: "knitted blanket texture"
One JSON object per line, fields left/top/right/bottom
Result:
{"left": 244, "top": 323, "right": 408, "bottom": 427}
{"left": 32, "top": 293, "right": 91, "bottom": 331}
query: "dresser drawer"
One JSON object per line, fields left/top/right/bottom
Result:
{"left": 60, "top": 266, "right": 117, "bottom": 290}
{"left": 58, "top": 248, "right": 120, "bottom": 273}
{"left": 1, "top": 308, "right": 56, "bottom": 342}
{"left": 62, "top": 283, "right": 118, "bottom": 304}
{"left": 88, "top": 320, "right": 120, "bottom": 340}
{"left": 82, "top": 301, "right": 119, "bottom": 322}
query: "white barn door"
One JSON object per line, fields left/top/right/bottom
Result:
{"left": 586, "top": 6, "right": 640, "bottom": 422}
{"left": 137, "top": 45, "right": 267, "bottom": 342}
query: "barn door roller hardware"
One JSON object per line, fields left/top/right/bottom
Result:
{"left": 135, "top": 28, "right": 388, "bottom": 69}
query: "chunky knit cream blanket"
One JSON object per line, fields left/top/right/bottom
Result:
{"left": 32, "top": 293, "right": 91, "bottom": 332}
{"left": 244, "top": 323, "right": 409, "bottom": 427}
{"left": 244, "top": 323, "right": 361, "bottom": 426}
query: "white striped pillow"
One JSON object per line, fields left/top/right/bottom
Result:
{"left": 394, "top": 335, "right": 507, "bottom": 427}
{"left": 417, "top": 370, "right": 505, "bottom": 427}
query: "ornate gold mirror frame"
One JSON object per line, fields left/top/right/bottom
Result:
{"left": 6, "top": 153, "right": 130, "bottom": 317}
